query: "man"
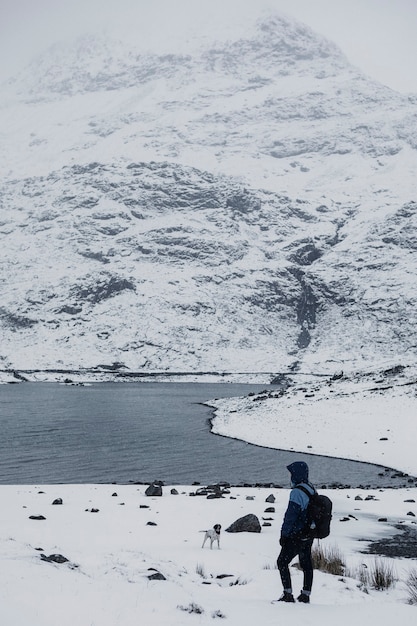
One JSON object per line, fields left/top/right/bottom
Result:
{"left": 276, "top": 461, "right": 315, "bottom": 604}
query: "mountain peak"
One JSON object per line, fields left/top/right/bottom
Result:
{"left": 1, "top": 10, "right": 417, "bottom": 378}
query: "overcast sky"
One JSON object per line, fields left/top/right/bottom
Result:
{"left": 1, "top": 0, "right": 417, "bottom": 92}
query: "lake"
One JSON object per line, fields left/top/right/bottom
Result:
{"left": 0, "top": 382, "right": 411, "bottom": 487}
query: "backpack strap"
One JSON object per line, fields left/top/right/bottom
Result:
{"left": 296, "top": 484, "right": 315, "bottom": 499}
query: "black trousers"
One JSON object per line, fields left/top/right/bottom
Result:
{"left": 277, "top": 537, "right": 314, "bottom": 592}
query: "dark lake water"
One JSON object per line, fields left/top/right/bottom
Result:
{"left": 0, "top": 382, "right": 411, "bottom": 487}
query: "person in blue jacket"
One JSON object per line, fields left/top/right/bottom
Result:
{"left": 276, "top": 461, "right": 315, "bottom": 604}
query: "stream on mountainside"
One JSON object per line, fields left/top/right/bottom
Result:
{"left": 0, "top": 382, "right": 413, "bottom": 487}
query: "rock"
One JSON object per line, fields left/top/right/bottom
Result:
{"left": 140, "top": 504, "right": 150, "bottom": 509}
{"left": 354, "top": 495, "right": 363, "bottom": 501}
{"left": 404, "top": 499, "right": 416, "bottom": 503}
{"left": 226, "top": 514, "right": 261, "bottom": 533}
{"left": 52, "top": 498, "right": 63, "bottom": 505}
{"left": 29, "top": 515, "right": 46, "bottom": 520}
{"left": 262, "top": 522, "right": 272, "bottom": 527}
{"left": 265, "top": 494, "right": 276, "bottom": 503}
{"left": 195, "top": 484, "right": 228, "bottom": 499}
{"left": 147, "top": 521, "right": 157, "bottom": 526}
{"left": 170, "top": 488, "right": 179, "bottom": 495}
{"left": 40, "top": 553, "right": 69, "bottom": 564}
{"left": 246, "top": 496, "right": 255, "bottom": 501}
{"left": 112, "top": 492, "right": 118, "bottom": 497}
{"left": 407, "top": 511, "right": 416, "bottom": 517}
{"left": 264, "top": 507, "right": 275, "bottom": 513}
{"left": 145, "top": 483, "right": 163, "bottom": 497}
{"left": 378, "top": 517, "right": 388, "bottom": 522}
{"left": 147, "top": 569, "right": 166, "bottom": 580}
{"left": 85, "top": 508, "right": 99, "bottom": 513}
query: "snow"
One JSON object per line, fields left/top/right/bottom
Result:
{"left": 1, "top": 11, "right": 417, "bottom": 376}
{"left": 211, "top": 368, "right": 417, "bottom": 477}
{"left": 1, "top": 482, "right": 417, "bottom": 625}
{"left": 2, "top": 369, "right": 417, "bottom": 624}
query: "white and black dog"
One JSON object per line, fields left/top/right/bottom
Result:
{"left": 201, "top": 524, "right": 221, "bottom": 549}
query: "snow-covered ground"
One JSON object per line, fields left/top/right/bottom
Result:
{"left": 210, "top": 367, "right": 417, "bottom": 477}
{"left": 1, "top": 369, "right": 417, "bottom": 623}
{"left": 1, "top": 482, "right": 417, "bottom": 625}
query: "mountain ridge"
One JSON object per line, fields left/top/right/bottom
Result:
{"left": 1, "top": 11, "right": 417, "bottom": 379}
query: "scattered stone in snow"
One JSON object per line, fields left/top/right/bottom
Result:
{"left": 265, "top": 494, "right": 275, "bottom": 503}
{"left": 52, "top": 498, "right": 63, "bottom": 505}
{"left": 264, "top": 507, "right": 275, "bottom": 513}
{"left": 29, "top": 515, "right": 46, "bottom": 520}
{"left": 226, "top": 514, "right": 261, "bottom": 533}
{"left": 145, "top": 483, "right": 163, "bottom": 497}
{"left": 147, "top": 569, "right": 166, "bottom": 580}
{"left": 40, "top": 553, "right": 69, "bottom": 564}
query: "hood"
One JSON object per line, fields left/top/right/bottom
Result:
{"left": 287, "top": 461, "right": 309, "bottom": 485}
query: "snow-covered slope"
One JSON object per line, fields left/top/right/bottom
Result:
{"left": 1, "top": 12, "right": 417, "bottom": 377}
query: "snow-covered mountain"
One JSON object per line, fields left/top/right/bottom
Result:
{"left": 1, "top": 12, "right": 417, "bottom": 378}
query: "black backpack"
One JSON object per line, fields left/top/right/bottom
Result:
{"left": 297, "top": 485, "right": 332, "bottom": 539}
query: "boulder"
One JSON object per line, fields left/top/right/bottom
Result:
{"left": 147, "top": 569, "right": 166, "bottom": 580}
{"left": 265, "top": 494, "right": 276, "bottom": 503}
{"left": 226, "top": 514, "right": 261, "bottom": 533}
{"left": 40, "top": 553, "right": 69, "bottom": 564}
{"left": 52, "top": 498, "right": 63, "bottom": 505}
{"left": 145, "top": 483, "right": 163, "bottom": 497}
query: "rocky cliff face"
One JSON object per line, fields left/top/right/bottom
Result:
{"left": 1, "top": 12, "right": 416, "bottom": 377}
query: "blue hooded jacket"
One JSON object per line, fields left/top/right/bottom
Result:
{"left": 280, "top": 461, "right": 315, "bottom": 539}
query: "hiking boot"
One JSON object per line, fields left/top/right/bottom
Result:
{"left": 297, "top": 592, "right": 310, "bottom": 603}
{"left": 277, "top": 591, "right": 295, "bottom": 603}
